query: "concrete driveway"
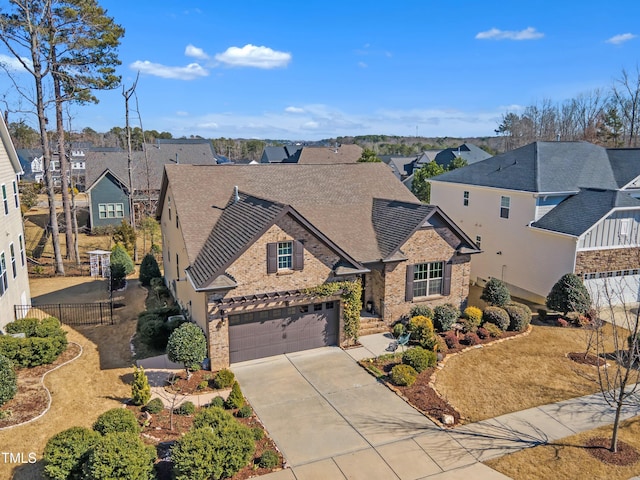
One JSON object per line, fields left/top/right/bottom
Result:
{"left": 232, "top": 347, "right": 507, "bottom": 480}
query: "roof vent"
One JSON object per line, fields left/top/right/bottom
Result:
{"left": 233, "top": 185, "right": 240, "bottom": 203}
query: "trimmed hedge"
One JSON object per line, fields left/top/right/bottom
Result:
{"left": 83, "top": 432, "right": 156, "bottom": 480}
{"left": 144, "top": 398, "right": 164, "bottom": 414}
{"left": 409, "top": 305, "right": 434, "bottom": 320}
{"left": 480, "top": 278, "right": 511, "bottom": 307}
{"left": 463, "top": 306, "right": 483, "bottom": 329}
{"left": 504, "top": 302, "right": 532, "bottom": 331}
{"left": 0, "top": 317, "right": 67, "bottom": 367}
{"left": 433, "top": 304, "right": 460, "bottom": 332}
{"left": 93, "top": 408, "right": 140, "bottom": 436}
{"left": 43, "top": 427, "right": 100, "bottom": 480}
{"left": 407, "top": 316, "right": 436, "bottom": 349}
{"left": 0, "top": 354, "right": 17, "bottom": 407}
{"left": 483, "top": 306, "right": 510, "bottom": 331}
{"left": 193, "top": 406, "right": 236, "bottom": 431}
{"left": 402, "top": 346, "right": 436, "bottom": 373}
{"left": 390, "top": 364, "right": 418, "bottom": 387}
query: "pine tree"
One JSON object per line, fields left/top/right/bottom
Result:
{"left": 131, "top": 365, "right": 151, "bottom": 406}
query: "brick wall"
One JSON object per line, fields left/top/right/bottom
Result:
{"left": 382, "top": 227, "right": 470, "bottom": 324}
{"left": 575, "top": 247, "right": 640, "bottom": 274}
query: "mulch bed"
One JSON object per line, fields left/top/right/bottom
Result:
{"left": 128, "top": 403, "right": 283, "bottom": 480}
{"left": 567, "top": 352, "right": 607, "bottom": 367}
{"left": 585, "top": 437, "right": 640, "bottom": 466}
{"left": 164, "top": 369, "right": 222, "bottom": 396}
{"left": 0, "top": 343, "right": 81, "bottom": 428}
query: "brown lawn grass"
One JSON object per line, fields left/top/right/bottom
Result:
{"left": 485, "top": 416, "right": 640, "bottom": 479}
{"left": 434, "top": 324, "right": 622, "bottom": 423}
{"left": 0, "top": 276, "right": 146, "bottom": 479}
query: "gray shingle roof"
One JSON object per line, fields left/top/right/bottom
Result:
{"left": 532, "top": 189, "right": 640, "bottom": 236}
{"left": 606, "top": 148, "right": 640, "bottom": 188}
{"left": 372, "top": 199, "right": 435, "bottom": 258}
{"left": 434, "top": 143, "right": 491, "bottom": 169}
{"left": 432, "top": 141, "right": 620, "bottom": 193}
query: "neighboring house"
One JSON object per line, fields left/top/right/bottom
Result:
{"left": 85, "top": 139, "right": 218, "bottom": 230}
{"left": 260, "top": 144, "right": 362, "bottom": 164}
{"left": 85, "top": 169, "right": 131, "bottom": 230}
{"left": 382, "top": 150, "right": 442, "bottom": 181}
{"left": 158, "top": 163, "right": 479, "bottom": 368}
{"left": 430, "top": 141, "right": 640, "bottom": 305}
{"left": 433, "top": 143, "right": 491, "bottom": 170}
{"left": 0, "top": 116, "right": 31, "bottom": 329}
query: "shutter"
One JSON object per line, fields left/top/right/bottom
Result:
{"left": 266, "top": 243, "right": 277, "bottom": 274}
{"left": 405, "top": 265, "right": 414, "bottom": 302}
{"left": 293, "top": 240, "right": 304, "bottom": 271}
{"left": 442, "top": 261, "right": 452, "bottom": 296}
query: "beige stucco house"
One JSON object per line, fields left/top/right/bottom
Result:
{"left": 0, "top": 116, "right": 31, "bottom": 330}
{"left": 158, "top": 163, "right": 479, "bottom": 368}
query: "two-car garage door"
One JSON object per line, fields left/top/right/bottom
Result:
{"left": 228, "top": 301, "right": 339, "bottom": 364}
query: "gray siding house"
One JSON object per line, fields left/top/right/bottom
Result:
{"left": 86, "top": 169, "right": 131, "bottom": 230}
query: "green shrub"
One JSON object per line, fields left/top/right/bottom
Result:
{"left": 172, "top": 423, "right": 255, "bottom": 480}
{"left": 402, "top": 346, "right": 436, "bottom": 373}
{"left": 0, "top": 317, "right": 67, "bottom": 368}
{"left": 433, "top": 304, "right": 460, "bottom": 332}
{"left": 110, "top": 262, "right": 127, "bottom": 291}
{"left": 167, "top": 323, "right": 207, "bottom": 378}
{"left": 112, "top": 221, "right": 137, "bottom": 257}
{"left": 546, "top": 273, "right": 592, "bottom": 315}
{"left": 43, "top": 427, "right": 100, "bottom": 480}
{"left": 483, "top": 306, "right": 510, "bottom": 331}
{"left": 174, "top": 401, "right": 195, "bottom": 416}
{"left": 258, "top": 450, "right": 279, "bottom": 469}
{"left": 409, "top": 305, "right": 433, "bottom": 319}
{"left": 482, "top": 322, "right": 503, "bottom": 338}
{"left": 463, "top": 306, "right": 483, "bottom": 329}
{"left": 111, "top": 244, "right": 135, "bottom": 276}
{"left": 93, "top": 408, "right": 140, "bottom": 436}
{"left": 480, "top": 278, "right": 511, "bottom": 307}
{"left": 82, "top": 432, "right": 156, "bottom": 480}
{"left": 392, "top": 323, "right": 405, "bottom": 339}
{"left": 198, "top": 380, "right": 209, "bottom": 390}
{"left": 131, "top": 366, "right": 151, "bottom": 406}
{"left": 537, "top": 308, "right": 548, "bottom": 320}
{"left": 144, "top": 398, "right": 164, "bottom": 414}
{"left": 407, "top": 316, "right": 437, "bottom": 349}
{"left": 213, "top": 368, "right": 235, "bottom": 389}
{"left": 390, "top": 364, "right": 418, "bottom": 387}
{"left": 0, "top": 354, "right": 17, "bottom": 407}
{"left": 136, "top": 306, "right": 185, "bottom": 351}
{"left": 225, "top": 381, "right": 245, "bottom": 409}
{"left": 434, "top": 335, "right": 448, "bottom": 354}
{"left": 504, "top": 302, "right": 532, "bottom": 331}
{"left": 193, "top": 406, "right": 236, "bottom": 431}
{"left": 252, "top": 427, "right": 265, "bottom": 441}
{"left": 236, "top": 405, "right": 253, "bottom": 418}
{"left": 138, "top": 253, "right": 161, "bottom": 287}
{"left": 210, "top": 396, "right": 225, "bottom": 408}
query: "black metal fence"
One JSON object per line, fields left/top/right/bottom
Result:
{"left": 13, "top": 302, "right": 113, "bottom": 325}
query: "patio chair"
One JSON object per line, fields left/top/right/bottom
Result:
{"left": 387, "top": 332, "right": 411, "bottom": 353}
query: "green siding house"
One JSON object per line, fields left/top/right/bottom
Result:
{"left": 87, "top": 169, "right": 131, "bottom": 230}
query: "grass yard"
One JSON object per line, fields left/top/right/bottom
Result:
{"left": 0, "top": 276, "right": 145, "bottom": 479}
{"left": 434, "top": 323, "right": 622, "bottom": 422}
{"left": 485, "top": 416, "right": 640, "bottom": 479}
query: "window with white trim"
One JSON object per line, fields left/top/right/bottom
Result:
{"left": 413, "top": 261, "right": 444, "bottom": 297}
{"left": 0, "top": 252, "right": 7, "bottom": 295}
{"left": 277, "top": 241, "right": 293, "bottom": 270}
{"left": 9, "top": 243, "right": 16, "bottom": 278}
{"left": 500, "top": 196, "right": 510, "bottom": 219}
{"left": 18, "top": 234, "right": 25, "bottom": 267}
{"left": 620, "top": 218, "right": 631, "bottom": 237}
{"left": 12, "top": 180, "right": 18, "bottom": 208}
{"left": 475, "top": 235, "right": 482, "bottom": 249}
{"left": 98, "top": 203, "right": 124, "bottom": 219}
{"left": 463, "top": 190, "right": 469, "bottom": 206}
{"left": 1, "top": 184, "right": 7, "bottom": 215}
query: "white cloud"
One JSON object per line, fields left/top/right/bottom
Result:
{"left": 476, "top": 27, "right": 544, "bottom": 41}
{"left": 302, "top": 121, "right": 319, "bottom": 130}
{"left": 358, "top": 61, "right": 368, "bottom": 68}
{"left": 185, "top": 44, "right": 209, "bottom": 60}
{"left": 214, "top": 44, "right": 291, "bottom": 69}
{"left": 606, "top": 33, "right": 636, "bottom": 45}
{"left": 285, "top": 106, "right": 305, "bottom": 113}
{"left": 176, "top": 111, "right": 189, "bottom": 116}
{"left": 0, "top": 54, "right": 31, "bottom": 72}
{"left": 130, "top": 60, "right": 209, "bottom": 80}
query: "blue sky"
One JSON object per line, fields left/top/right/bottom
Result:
{"left": 2, "top": 0, "right": 640, "bottom": 140}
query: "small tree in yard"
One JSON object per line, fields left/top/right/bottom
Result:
{"left": 546, "top": 273, "right": 591, "bottom": 314}
{"left": 480, "top": 278, "right": 511, "bottom": 307}
{"left": 111, "top": 244, "right": 135, "bottom": 276}
{"left": 138, "top": 253, "right": 161, "bottom": 286}
{"left": 131, "top": 365, "right": 151, "bottom": 406}
{"left": 167, "top": 323, "right": 207, "bottom": 379}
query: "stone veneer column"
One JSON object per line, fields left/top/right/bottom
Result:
{"left": 208, "top": 316, "right": 230, "bottom": 370}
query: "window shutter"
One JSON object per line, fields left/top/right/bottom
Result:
{"left": 442, "top": 261, "right": 452, "bottom": 296}
{"left": 293, "top": 240, "right": 304, "bottom": 271}
{"left": 405, "top": 265, "right": 414, "bottom": 302}
{"left": 266, "top": 243, "right": 277, "bottom": 274}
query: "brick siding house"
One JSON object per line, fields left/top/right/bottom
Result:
{"left": 158, "top": 163, "right": 479, "bottom": 368}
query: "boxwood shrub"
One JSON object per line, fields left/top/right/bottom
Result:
{"left": 0, "top": 317, "right": 67, "bottom": 367}
{"left": 83, "top": 432, "right": 156, "bottom": 480}
{"left": 402, "top": 346, "right": 436, "bottom": 373}
{"left": 43, "top": 426, "right": 101, "bottom": 480}
{"left": 92, "top": 408, "right": 140, "bottom": 436}
{"left": 463, "top": 306, "right": 483, "bottom": 329}
{"left": 482, "top": 306, "right": 510, "bottom": 331}
{"left": 258, "top": 450, "right": 279, "bottom": 469}
{"left": 144, "top": 397, "right": 164, "bottom": 414}
{"left": 409, "top": 305, "right": 434, "bottom": 320}
{"left": 504, "top": 302, "right": 532, "bottom": 331}
{"left": 407, "top": 316, "right": 436, "bottom": 349}
{"left": 213, "top": 368, "right": 235, "bottom": 389}
{"left": 0, "top": 354, "right": 17, "bottom": 407}
{"left": 390, "top": 364, "right": 418, "bottom": 387}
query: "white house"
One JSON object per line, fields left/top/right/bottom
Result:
{"left": 0, "top": 116, "right": 32, "bottom": 329}
{"left": 430, "top": 141, "right": 640, "bottom": 306}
